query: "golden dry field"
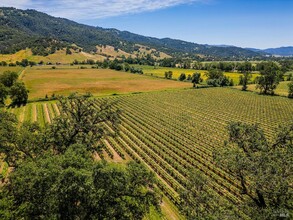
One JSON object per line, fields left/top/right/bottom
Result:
{"left": 22, "top": 66, "right": 190, "bottom": 100}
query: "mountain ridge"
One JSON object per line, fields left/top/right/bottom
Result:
{"left": 0, "top": 7, "right": 265, "bottom": 60}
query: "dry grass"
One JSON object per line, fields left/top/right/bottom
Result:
{"left": 22, "top": 66, "right": 190, "bottom": 100}
{"left": 96, "top": 45, "right": 132, "bottom": 58}
{"left": 0, "top": 66, "right": 24, "bottom": 74}
{"left": 0, "top": 49, "right": 106, "bottom": 64}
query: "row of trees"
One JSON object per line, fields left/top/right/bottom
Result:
{"left": 0, "top": 59, "right": 37, "bottom": 67}
{"left": 191, "top": 61, "right": 293, "bottom": 73}
{"left": 71, "top": 59, "right": 144, "bottom": 74}
{"left": 0, "top": 71, "right": 29, "bottom": 106}
{"left": 0, "top": 94, "right": 161, "bottom": 219}
{"left": 164, "top": 71, "right": 203, "bottom": 87}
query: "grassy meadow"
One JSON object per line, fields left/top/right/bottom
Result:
{"left": 22, "top": 66, "right": 190, "bottom": 100}
{"left": 234, "top": 81, "right": 291, "bottom": 97}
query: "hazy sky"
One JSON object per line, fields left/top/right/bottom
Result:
{"left": 1, "top": 0, "right": 293, "bottom": 49}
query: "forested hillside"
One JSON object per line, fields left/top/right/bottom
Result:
{"left": 0, "top": 7, "right": 263, "bottom": 60}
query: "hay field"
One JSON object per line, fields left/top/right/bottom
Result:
{"left": 22, "top": 66, "right": 190, "bottom": 100}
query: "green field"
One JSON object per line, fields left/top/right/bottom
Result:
{"left": 7, "top": 87, "right": 293, "bottom": 218}
{"left": 133, "top": 65, "right": 259, "bottom": 84}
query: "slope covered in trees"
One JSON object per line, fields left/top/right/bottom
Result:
{"left": 0, "top": 7, "right": 263, "bottom": 60}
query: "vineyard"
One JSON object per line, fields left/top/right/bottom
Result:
{"left": 7, "top": 87, "right": 293, "bottom": 217}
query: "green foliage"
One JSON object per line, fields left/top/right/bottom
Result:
{"left": 239, "top": 72, "right": 252, "bottom": 91}
{"left": 255, "top": 62, "right": 282, "bottom": 95}
{"left": 206, "top": 69, "right": 231, "bottom": 87}
{"left": 178, "top": 73, "right": 186, "bottom": 81}
{"left": 288, "top": 81, "right": 293, "bottom": 98}
{"left": 0, "top": 111, "right": 18, "bottom": 167}
{"left": 0, "top": 112, "right": 45, "bottom": 167}
{"left": 0, "top": 8, "right": 263, "bottom": 60}
{"left": 46, "top": 93, "right": 120, "bottom": 153}
{"left": 0, "top": 145, "right": 160, "bottom": 220}
{"left": 180, "top": 170, "right": 235, "bottom": 220}
{"left": 215, "top": 122, "right": 293, "bottom": 219}
{"left": 164, "top": 71, "right": 173, "bottom": 79}
{"left": 0, "top": 71, "right": 18, "bottom": 88}
{"left": 0, "top": 93, "right": 160, "bottom": 219}
{"left": 109, "top": 60, "right": 123, "bottom": 71}
{"left": 130, "top": 67, "right": 143, "bottom": 74}
{"left": 205, "top": 68, "right": 224, "bottom": 80}
{"left": 66, "top": 47, "right": 72, "bottom": 55}
{"left": 92, "top": 161, "right": 161, "bottom": 219}
{"left": 9, "top": 82, "right": 29, "bottom": 106}
{"left": 0, "top": 83, "right": 8, "bottom": 105}
{"left": 124, "top": 63, "right": 130, "bottom": 72}
{"left": 191, "top": 72, "right": 202, "bottom": 87}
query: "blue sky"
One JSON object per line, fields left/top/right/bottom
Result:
{"left": 1, "top": 0, "right": 293, "bottom": 49}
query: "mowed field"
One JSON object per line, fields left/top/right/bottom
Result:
{"left": 7, "top": 87, "right": 293, "bottom": 219}
{"left": 134, "top": 65, "right": 259, "bottom": 84}
{"left": 22, "top": 66, "right": 190, "bottom": 100}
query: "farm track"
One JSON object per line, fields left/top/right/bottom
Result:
{"left": 7, "top": 88, "right": 293, "bottom": 218}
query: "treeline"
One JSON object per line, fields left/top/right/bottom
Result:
{"left": 71, "top": 59, "right": 144, "bottom": 74}
{"left": 0, "top": 59, "right": 38, "bottom": 67}
{"left": 156, "top": 59, "right": 293, "bottom": 73}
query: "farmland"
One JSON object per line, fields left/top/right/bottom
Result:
{"left": 133, "top": 65, "right": 259, "bottom": 84}
{"left": 7, "top": 87, "right": 293, "bottom": 218}
{"left": 22, "top": 66, "right": 189, "bottom": 100}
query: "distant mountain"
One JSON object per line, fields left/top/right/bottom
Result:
{"left": 245, "top": 48, "right": 262, "bottom": 52}
{"left": 246, "top": 47, "right": 293, "bottom": 57}
{"left": 263, "top": 47, "right": 293, "bottom": 57}
{"left": 0, "top": 7, "right": 264, "bottom": 60}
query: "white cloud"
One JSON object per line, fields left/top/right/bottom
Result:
{"left": 0, "top": 0, "right": 31, "bottom": 9}
{"left": 0, "top": 0, "right": 202, "bottom": 19}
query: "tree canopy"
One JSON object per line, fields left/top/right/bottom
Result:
{"left": 255, "top": 62, "right": 282, "bottom": 95}
{"left": 0, "top": 71, "right": 19, "bottom": 88}
{"left": 9, "top": 82, "right": 29, "bottom": 106}
{"left": 0, "top": 94, "right": 160, "bottom": 219}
